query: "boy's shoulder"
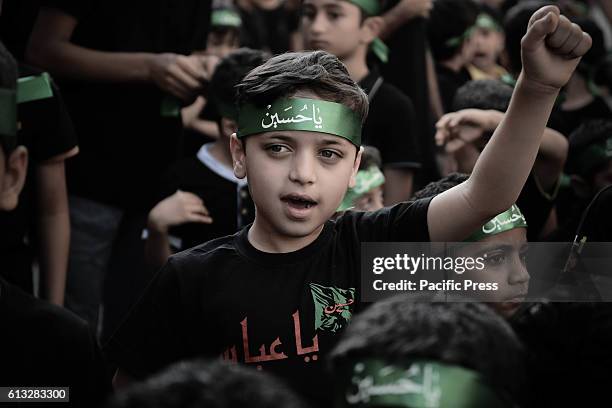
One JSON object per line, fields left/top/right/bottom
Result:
{"left": 360, "top": 71, "right": 415, "bottom": 112}
{"left": 167, "top": 229, "right": 245, "bottom": 273}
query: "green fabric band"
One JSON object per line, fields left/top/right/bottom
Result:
{"left": 211, "top": 9, "right": 242, "bottom": 28}
{"left": 17, "top": 72, "right": 53, "bottom": 104}
{"left": 337, "top": 359, "right": 513, "bottom": 408}
{"left": 0, "top": 88, "right": 17, "bottom": 144}
{"left": 445, "top": 26, "right": 476, "bottom": 48}
{"left": 571, "top": 138, "right": 612, "bottom": 176}
{"left": 338, "top": 165, "right": 385, "bottom": 211}
{"left": 161, "top": 96, "right": 181, "bottom": 117}
{"left": 345, "top": 0, "right": 388, "bottom": 63}
{"left": 474, "top": 13, "right": 501, "bottom": 32}
{"left": 237, "top": 97, "right": 362, "bottom": 146}
{"left": 465, "top": 204, "right": 527, "bottom": 242}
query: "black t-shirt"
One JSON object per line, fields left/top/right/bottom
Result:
{"left": 516, "top": 172, "right": 556, "bottom": 242}
{"left": 0, "top": 277, "right": 111, "bottom": 407}
{"left": 39, "top": 0, "right": 211, "bottom": 210}
{"left": 0, "top": 65, "right": 78, "bottom": 292}
{"left": 155, "top": 144, "right": 255, "bottom": 251}
{"left": 435, "top": 63, "right": 472, "bottom": 113}
{"left": 559, "top": 96, "right": 612, "bottom": 137}
{"left": 105, "top": 198, "right": 431, "bottom": 407}
{"left": 359, "top": 69, "right": 422, "bottom": 169}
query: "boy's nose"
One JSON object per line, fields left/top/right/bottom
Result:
{"left": 289, "top": 152, "right": 317, "bottom": 185}
{"left": 508, "top": 256, "right": 530, "bottom": 286}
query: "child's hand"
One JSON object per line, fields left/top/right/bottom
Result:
{"left": 150, "top": 54, "right": 209, "bottom": 103}
{"left": 148, "top": 190, "right": 213, "bottom": 233}
{"left": 435, "top": 109, "right": 504, "bottom": 152}
{"left": 521, "top": 5, "right": 592, "bottom": 92}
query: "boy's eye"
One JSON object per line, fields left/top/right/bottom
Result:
{"left": 484, "top": 252, "right": 505, "bottom": 266}
{"left": 266, "top": 144, "right": 290, "bottom": 154}
{"left": 319, "top": 149, "right": 341, "bottom": 160}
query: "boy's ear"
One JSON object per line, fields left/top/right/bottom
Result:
{"left": 0, "top": 146, "right": 28, "bottom": 211}
{"left": 348, "top": 146, "right": 364, "bottom": 188}
{"left": 221, "top": 118, "right": 238, "bottom": 138}
{"left": 361, "top": 16, "right": 384, "bottom": 44}
{"left": 230, "top": 133, "right": 247, "bottom": 179}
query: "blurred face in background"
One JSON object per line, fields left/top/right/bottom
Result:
{"left": 471, "top": 26, "right": 504, "bottom": 71}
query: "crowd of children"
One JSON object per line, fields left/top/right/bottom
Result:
{"left": 0, "top": 0, "right": 611, "bottom": 406}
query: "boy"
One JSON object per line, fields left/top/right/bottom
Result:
{"left": 301, "top": 0, "right": 422, "bottom": 202}
{"left": 109, "top": 360, "right": 308, "bottom": 408}
{"left": 107, "top": 7, "right": 590, "bottom": 406}
{"left": 435, "top": 79, "right": 568, "bottom": 240}
{"left": 0, "top": 41, "right": 110, "bottom": 408}
{"left": 467, "top": 6, "right": 509, "bottom": 80}
{"left": 145, "top": 48, "right": 266, "bottom": 268}
{"left": 329, "top": 298, "right": 526, "bottom": 407}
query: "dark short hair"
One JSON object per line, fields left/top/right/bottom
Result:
{"left": 504, "top": 1, "right": 546, "bottom": 75}
{"left": 236, "top": 51, "right": 368, "bottom": 125}
{"left": 453, "top": 79, "right": 513, "bottom": 112}
{"left": 427, "top": 0, "right": 479, "bottom": 61}
{"left": 329, "top": 296, "right": 526, "bottom": 402}
{"left": 412, "top": 172, "right": 469, "bottom": 199}
{"left": 0, "top": 40, "right": 18, "bottom": 155}
{"left": 209, "top": 47, "right": 270, "bottom": 120}
{"left": 107, "top": 360, "right": 310, "bottom": 408}
{"left": 359, "top": 145, "right": 382, "bottom": 170}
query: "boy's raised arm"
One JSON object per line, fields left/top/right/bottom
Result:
{"left": 427, "top": 5, "right": 591, "bottom": 242}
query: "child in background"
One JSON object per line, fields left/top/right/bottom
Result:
{"left": 146, "top": 48, "right": 267, "bottom": 268}
{"left": 467, "top": 6, "right": 510, "bottom": 80}
{"left": 301, "top": 0, "right": 422, "bottom": 203}
{"left": 337, "top": 146, "right": 384, "bottom": 212}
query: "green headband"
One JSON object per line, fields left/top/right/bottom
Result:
{"left": 0, "top": 88, "right": 17, "bottom": 146}
{"left": 17, "top": 73, "right": 53, "bottom": 104}
{"left": 211, "top": 9, "right": 242, "bottom": 28}
{"left": 337, "top": 359, "right": 513, "bottom": 408}
{"left": 445, "top": 26, "right": 476, "bottom": 48}
{"left": 237, "top": 97, "right": 362, "bottom": 146}
{"left": 571, "top": 138, "right": 612, "bottom": 176}
{"left": 466, "top": 204, "right": 527, "bottom": 242}
{"left": 338, "top": 165, "right": 385, "bottom": 211}
{"left": 474, "top": 13, "right": 502, "bottom": 32}
{"left": 345, "top": 0, "right": 388, "bottom": 63}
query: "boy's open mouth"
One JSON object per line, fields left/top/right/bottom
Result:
{"left": 282, "top": 194, "right": 318, "bottom": 210}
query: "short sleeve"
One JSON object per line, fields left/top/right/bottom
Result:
{"left": 104, "top": 258, "right": 191, "bottom": 379}
{"left": 337, "top": 197, "right": 432, "bottom": 242}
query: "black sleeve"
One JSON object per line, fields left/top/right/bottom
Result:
{"left": 338, "top": 197, "right": 432, "bottom": 242}
{"left": 366, "top": 85, "right": 422, "bottom": 169}
{"left": 39, "top": 0, "right": 93, "bottom": 20}
{"left": 104, "top": 258, "right": 193, "bottom": 379}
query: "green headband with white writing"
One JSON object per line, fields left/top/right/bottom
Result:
{"left": 465, "top": 204, "right": 527, "bottom": 242}
{"left": 336, "top": 358, "right": 514, "bottom": 408}
{"left": 345, "top": 0, "right": 389, "bottom": 63}
{"left": 211, "top": 9, "right": 242, "bottom": 28}
{"left": 237, "top": 97, "right": 362, "bottom": 146}
{"left": 570, "top": 137, "right": 612, "bottom": 177}
{"left": 338, "top": 165, "right": 385, "bottom": 211}
{"left": 0, "top": 88, "right": 17, "bottom": 151}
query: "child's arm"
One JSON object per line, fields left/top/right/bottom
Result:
{"left": 145, "top": 191, "right": 212, "bottom": 268}
{"left": 428, "top": 6, "right": 591, "bottom": 242}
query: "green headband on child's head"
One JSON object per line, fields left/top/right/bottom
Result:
{"left": 571, "top": 138, "right": 612, "bottom": 177}
{"left": 344, "top": 0, "right": 389, "bottom": 63}
{"left": 0, "top": 88, "right": 17, "bottom": 151}
{"left": 474, "top": 13, "right": 502, "bottom": 32}
{"left": 237, "top": 97, "right": 362, "bottom": 146}
{"left": 338, "top": 165, "right": 385, "bottom": 211}
{"left": 336, "top": 358, "right": 513, "bottom": 408}
{"left": 465, "top": 204, "right": 527, "bottom": 242}
{"left": 211, "top": 9, "right": 242, "bottom": 28}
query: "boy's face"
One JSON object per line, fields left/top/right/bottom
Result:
{"left": 471, "top": 27, "right": 504, "bottom": 70}
{"left": 230, "top": 115, "right": 361, "bottom": 241}
{"left": 459, "top": 228, "right": 530, "bottom": 318}
{"left": 353, "top": 185, "right": 383, "bottom": 212}
{"left": 0, "top": 146, "right": 28, "bottom": 212}
{"left": 205, "top": 30, "right": 240, "bottom": 59}
{"left": 301, "top": 0, "right": 370, "bottom": 61}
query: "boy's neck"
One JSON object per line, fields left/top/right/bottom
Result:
{"left": 341, "top": 52, "right": 370, "bottom": 84}
{"left": 208, "top": 136, "right": 233, "bottom": 169}
{"left": 248, "top": 219, "right": 325, "bottom": 253}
